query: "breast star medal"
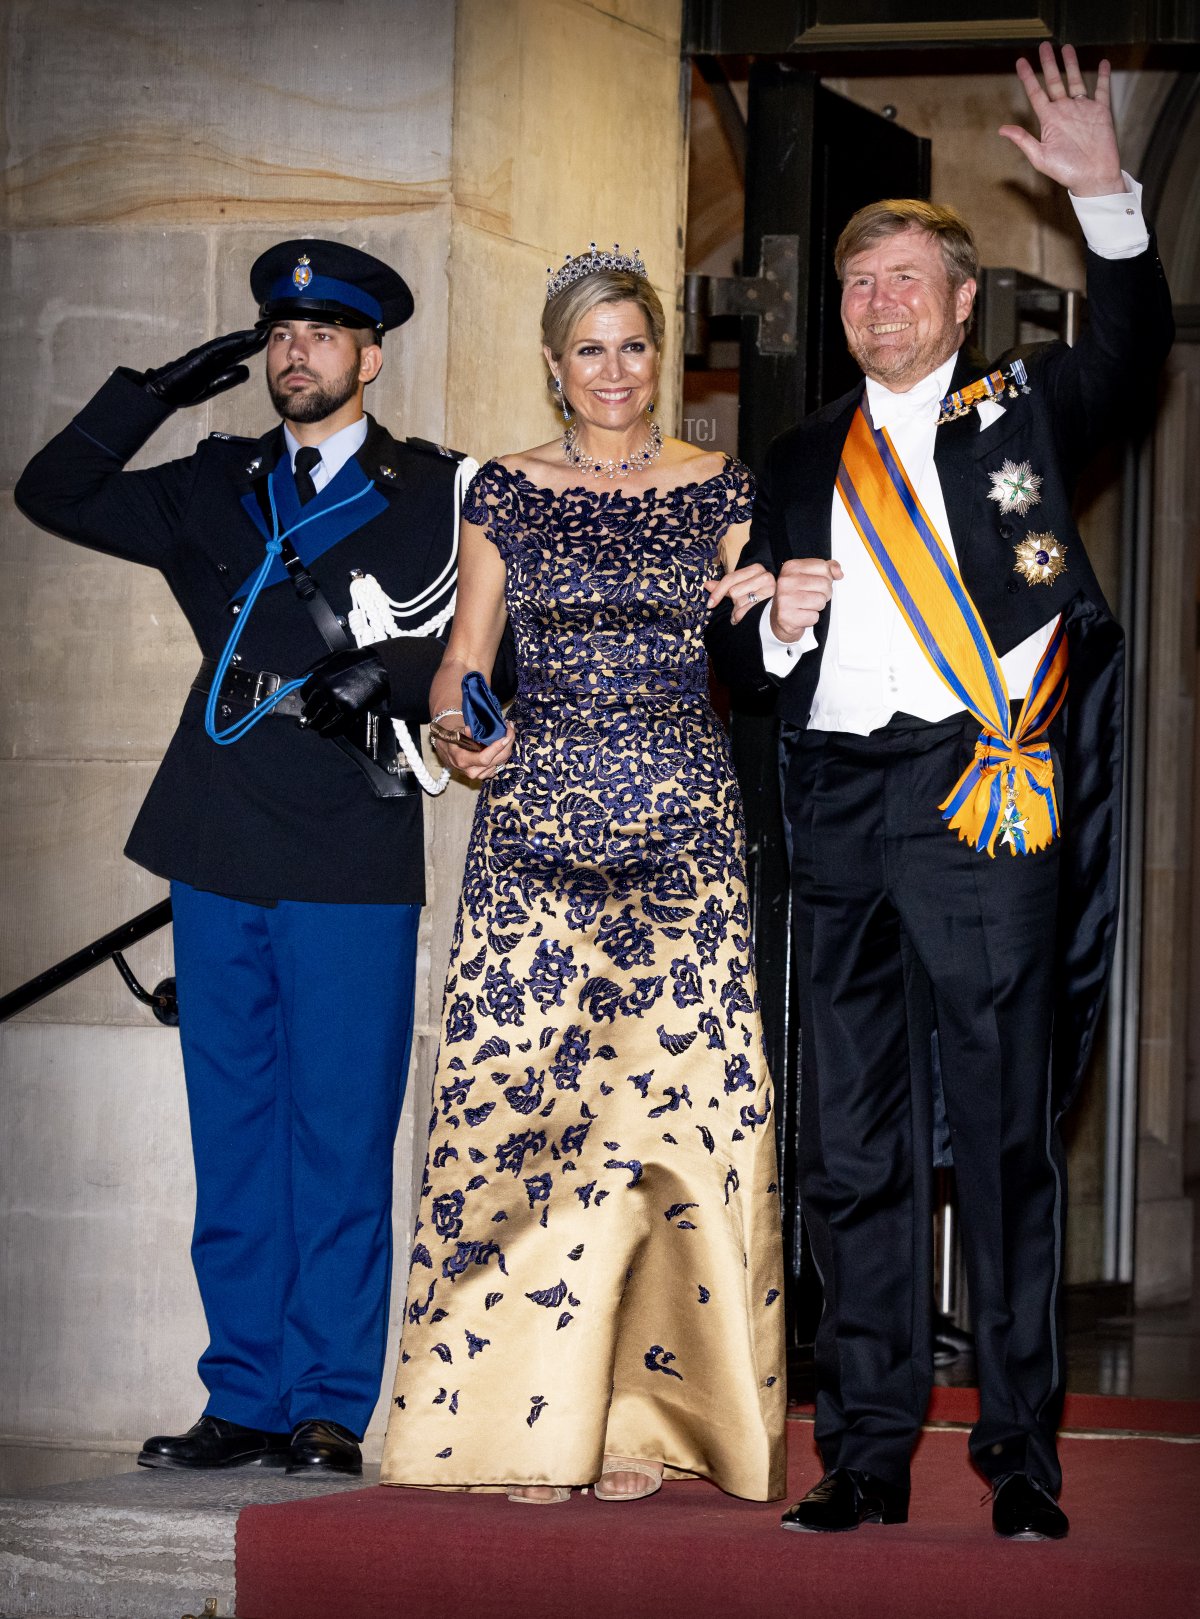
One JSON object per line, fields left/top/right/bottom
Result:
{"left": 988, "top": 458, "right": 1043, "bottom": 516}
{"left": 1013, "top": 532, "right": 1067, "bottom": 586}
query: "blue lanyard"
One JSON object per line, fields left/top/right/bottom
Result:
{"left": 204, "top": 468, "right": 376, "bottom": 745}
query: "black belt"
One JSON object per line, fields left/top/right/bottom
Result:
{"left": 192, "top": 657, "right": 305, "bottom": 718}
{"left": 192, "top": 657, "right": 420, "bottom": 796}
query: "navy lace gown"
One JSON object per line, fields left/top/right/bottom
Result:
{"left": 380, "top": 458, "right": 787, "bottom": 1500}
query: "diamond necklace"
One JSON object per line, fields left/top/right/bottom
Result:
{"left": 562, "top": 420, "right": 663, "bottom": 481}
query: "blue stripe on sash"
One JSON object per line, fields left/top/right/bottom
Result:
{"left": 979, "top": 773, "right": 1003, "bottom": 851}
{"left": 1018, "top": 622, "right": 1068, "bottom": 736}
{"left": 870, "top": 425, "right": 1011, "bottom": 731}
{"left": 835, "top": 464, "right": 981, "bottom": 721}
{"left": 941, "top": 773, "right": 976, "bottom": 821}
{"left": 1026, "top": 771, "right": 1059, "bottom": 838}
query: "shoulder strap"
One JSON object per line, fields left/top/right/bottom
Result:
{"left": 404, "top": 435, "right": 467, "bottom": 463}
{"left": 278, "top": 534, "right": 350, "bottom": 652}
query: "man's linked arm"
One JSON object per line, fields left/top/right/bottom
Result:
{"left": 704, "top": 446, "right": 779, "bottom": 699}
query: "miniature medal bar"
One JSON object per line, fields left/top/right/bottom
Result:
{"left": 936, "top": 358, "right": 1030, "bottom": 426}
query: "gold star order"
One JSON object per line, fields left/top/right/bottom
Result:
{"left": 1013, "top": 532, "right": 1067, "bottom": 586}
{"left": 988, "top": 458, "right": 1043, "bottom": 516}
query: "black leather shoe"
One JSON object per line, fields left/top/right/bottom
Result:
{"left": 781, "top": 1467, "right": 909, "bottom": 1533}
{"left": 286, "top": 1419, "right": 363, "bottom": 1477}
{"left": 991, "top": 1473, "right": 1069, "bottom": 1540}
{"left": 137, "top": 1415, "right": 290, "bottom": 1470}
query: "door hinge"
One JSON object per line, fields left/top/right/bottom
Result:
{"left": 683, "top": 234, "right": 799, "bottom": 358}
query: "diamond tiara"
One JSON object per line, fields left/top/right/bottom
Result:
{"left": 546, "top": 242, "right": 646, "bottom": 301}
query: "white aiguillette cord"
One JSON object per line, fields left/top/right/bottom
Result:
{"left": 346, "top": 456, "right": 480, "bottom": 795}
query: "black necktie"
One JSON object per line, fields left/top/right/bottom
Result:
{"left": 294, "top": 446, "right": 322, "bottom": 506}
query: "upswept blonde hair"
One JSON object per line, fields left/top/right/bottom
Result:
{"left": 541, "top": 270, "right": 665, "bottom": 405}
{"left": 834, "top": 199, "right": 980, "bottom": 289}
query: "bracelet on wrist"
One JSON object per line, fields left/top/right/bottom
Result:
{"left": 431, "top": 707, "right": 464, "bottom": 724}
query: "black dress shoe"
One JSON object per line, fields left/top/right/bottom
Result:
{"left": 137, "top": 1415, "right": 290, "bottom": 1470}
{"left": 286, "top": 1419, "right": 363, "bottom": 1477}
{"left": 991, "top": 1473, "right": 1069, "bottom": 1540}
{"left": 932, "top": 1310, "right": 975, "bottom": 1366}
{"left": 781, "top": 1467, "right": 909, "bottom": 1533}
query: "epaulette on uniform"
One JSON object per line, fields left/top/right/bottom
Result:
{"left": 208, "top": 431, "right": 257, "bottom": 443}
{"left": 405, "top": 435, "right": 467, "bottom": 463}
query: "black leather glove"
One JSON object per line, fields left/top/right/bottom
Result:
{"left": 128, "top": 328, "right": 269, "bottom": 409}
{"left": 299, "top": 648, "right": 390, "bottom": 738}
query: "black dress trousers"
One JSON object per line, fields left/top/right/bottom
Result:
{"left": 784, "top": 712, "right": 1066, "bottom": 1493}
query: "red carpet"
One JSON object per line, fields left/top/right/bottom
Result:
{"left": 235, "top": 1414, "right": 1200, "bottom": 1619}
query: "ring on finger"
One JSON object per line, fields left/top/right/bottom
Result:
{"left": 747, "top": 591, "right": 759, "bottom": 605}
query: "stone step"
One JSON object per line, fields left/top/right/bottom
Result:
{"left": 0, "top": 1464, "right": 377, "bottom": 1619}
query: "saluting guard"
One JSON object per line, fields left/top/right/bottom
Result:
{"left": 15, "top": 239, "right": 509, "bottom": 1477}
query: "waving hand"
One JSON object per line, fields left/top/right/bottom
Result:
{"left": 999, "top": 42, "right": 1125, "bottom": 198}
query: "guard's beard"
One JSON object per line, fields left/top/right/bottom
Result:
{"left": 269, "top": 357, "right": 361, "bottom": 424}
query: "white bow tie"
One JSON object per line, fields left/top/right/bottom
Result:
{"left": 867, "top": 375, "right": 944, "bottom": 433}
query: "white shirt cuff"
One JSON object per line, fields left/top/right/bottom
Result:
{"left": 759, "top": 610, "right": 816, "bottom": 675}
{"left": 1069, "top": 172, "right": 1150, "bottom": 260}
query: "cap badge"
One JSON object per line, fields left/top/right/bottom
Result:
{"left": 1013, "top": 532, "right": 1067, "bottom": 586}
{"left": 292, "top": 254, "right": 313, "bottom": 291}
{"left": 988, "top": 458, "right": 1043, "bottom": 517}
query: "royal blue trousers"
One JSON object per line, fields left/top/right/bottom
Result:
{"left": 170, "top": 881, "right": 419, "bottom": 1438}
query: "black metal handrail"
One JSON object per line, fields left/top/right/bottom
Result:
{"left": 0, "top": 899, "right": 177, "bottom": 1025}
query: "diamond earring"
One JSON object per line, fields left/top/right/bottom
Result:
{"left": 553, "top": 376, "right": 571, "bottom": 423}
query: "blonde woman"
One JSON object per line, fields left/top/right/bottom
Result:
{"left": 381, "top": 247, "right": 802, "bottom": 1505}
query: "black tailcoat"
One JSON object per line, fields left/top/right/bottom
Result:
{"left": 707, "top": 242, "right": 1173, "bottom": 1109}
{"left": 15, "top": 372, "right": 497, "bottom": 905}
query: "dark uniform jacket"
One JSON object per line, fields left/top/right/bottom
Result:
{"left": 15, "top": 372, "right": 496, "bottom": 907}
{"left": 706, "top": 242, "right": 1174, "bottom": 1107}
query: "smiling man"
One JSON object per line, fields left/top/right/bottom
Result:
{"left": 707, "top": 46, "right": 1173, "bottom": 1539}
{"left": 839, "top": 225, "right": 977, "bottom": 388}
{"left": 15, "top": 239, "right": 481, "bottom": 1480}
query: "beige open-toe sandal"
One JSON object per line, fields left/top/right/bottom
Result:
{"left": 594, "top": 1456, "right": 663, "bottom": 1502}
{"left": 507, "top": 1484, "right": 571, "bottom": 1504}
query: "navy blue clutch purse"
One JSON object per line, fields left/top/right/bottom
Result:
{"left": 461, "top": 670, "right": 507, "bottom": 745}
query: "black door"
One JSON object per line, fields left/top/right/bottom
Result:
{"left": 731, "top": 67, "right": 930, "bottom": 1373}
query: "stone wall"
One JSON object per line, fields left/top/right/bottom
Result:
{"left": 0, "top": 0, "right": 685, "bottom": 1483}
